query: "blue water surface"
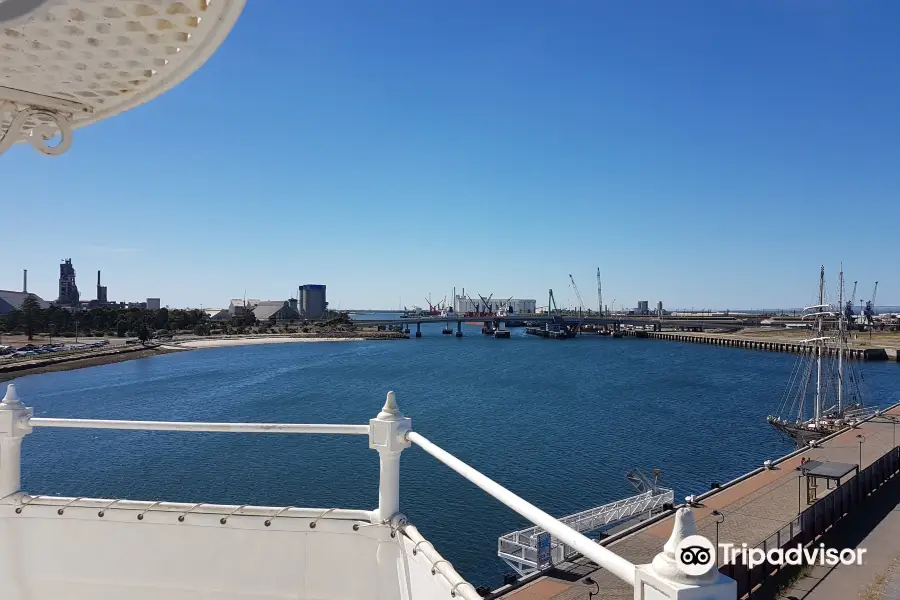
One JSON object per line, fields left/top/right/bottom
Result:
{"left": 10, "top": 324, "right": 899, "bottom": 587}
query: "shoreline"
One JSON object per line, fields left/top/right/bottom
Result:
{"left": 1, "top": 332, "right": 406, "bottom": 380}
{"left": 178, "top": 336, "right": 367, "bottom": 349}
{"left": 0, "top": 346, "right": 187, "bottom": 382}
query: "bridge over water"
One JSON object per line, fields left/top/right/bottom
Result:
{"left": 352, "top": 313, "right": 761, "bottom": 336}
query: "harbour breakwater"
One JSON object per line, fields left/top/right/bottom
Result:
{"left": 626, "top": 330, "right": 897, "bottom": 361}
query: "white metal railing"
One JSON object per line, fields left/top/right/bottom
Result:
{"left": 497, "top": 488, "right": 675, "bottom": 575}
{"left": 28, "top": 418, "right": 369, "bottom": 435}
{"left": 407, "top": 430, "right": 637, "bottom": 584}
{"left": 0, "top": 384, "right": 736, "bottom": 599}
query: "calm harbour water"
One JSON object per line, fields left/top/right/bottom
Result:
{"left": 11, "top": 321, "right": 900, "bottom": 587}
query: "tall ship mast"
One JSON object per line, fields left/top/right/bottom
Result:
{"left": 767, "top": 265, "right": 875, "bottom": 446}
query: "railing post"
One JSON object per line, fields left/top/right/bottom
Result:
{"left": 0, "top": 384, "right": 33, "bottom": 497}
{"left": 369, "top": 391, "right": 410, "bottom": 523}
{"left": 634, "top": 507, "right": 736, "bottom": 599}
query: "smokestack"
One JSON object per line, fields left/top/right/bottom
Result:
{"left": 23, "top": 269, "right": 27, "bottom": 293}
{"left": 97, "top": 270, "right": 101, "bottom": 286}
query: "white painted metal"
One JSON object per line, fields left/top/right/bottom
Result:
{"left": 0, "top": 384, "right": 31, "bottom": 497}
{"left": 369, "top": 391, "right": 411, "bottom": 522}
{"left": 1, "top": 384, "right": 736, "bottom": 599}
{"left": 400, "top": 522, "right": 481, "bottom": 600}
{"left": 407, "top": 430, "right": 638, "bottom": 585}
{"left": 29, "top": 417, "right": 370, "bottom": 435}
{"left": 498, "top": 488, "right": 675, "bottom": 576}
{"left": 0, "top": 0, "right": 246, "bottom": 156}
{"left": 636, "top": 507, "right": 738, "bottom": 599}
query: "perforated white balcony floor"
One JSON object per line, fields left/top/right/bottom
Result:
{"left": 0, "top": 0, "right": 245, "bottom": 155}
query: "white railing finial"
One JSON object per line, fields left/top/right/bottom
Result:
{"left": 1, "top": 383, "right": 21, "bottom": 407}
{"left": 651, "top": 507, "right": 708, "bottom": 583}
{"left": 634, "top": 507, "right": 737, "bottom": 599}
{"left": 378, "top": 390, "right": 401, "bottom": 419}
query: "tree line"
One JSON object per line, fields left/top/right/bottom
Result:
{"left": 0, "top": 295, "right": 256, "bottom": 340}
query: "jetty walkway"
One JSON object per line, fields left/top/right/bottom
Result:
{"left": 491, "top": 405, "right": 900, "bottom": 600}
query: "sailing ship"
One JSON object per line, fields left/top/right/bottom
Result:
{"left": 767, "top": 266, "right": 875, "bottom": 446}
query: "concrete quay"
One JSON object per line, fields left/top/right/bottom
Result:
{"left": 625, "top": 330, "right": 899, "bottom": 361}
{"left": 490, "top": 404, "right": 900, "bottom": 600}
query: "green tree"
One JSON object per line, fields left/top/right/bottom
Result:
{"left": 116, "top": 319, "right": 128, "bottom": 338}
{"left": 20, "top": 294, "right": 41, "bottom": 340}
{"left": 138, "top": 322, "right": 150, "bottom": 344}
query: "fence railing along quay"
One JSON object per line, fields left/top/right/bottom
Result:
{"left": 0, "top": 384, "right": 737, "bottom": 599}
{"left": 719, "top": 445, "right": 900, "bottom": 599}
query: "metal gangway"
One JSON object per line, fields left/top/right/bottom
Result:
{"left": 497, "top": 486, "right": 674, "bottom": 576}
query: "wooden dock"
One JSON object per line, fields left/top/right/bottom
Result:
{"left": 490, "top": 404, "right": 900, "bottom": 600}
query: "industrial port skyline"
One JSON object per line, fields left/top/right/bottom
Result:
{"left": 1, "top": 257, "right": 893, "bottom": 316}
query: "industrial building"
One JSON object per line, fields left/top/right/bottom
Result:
{"left": 96, "top": 270, "right": 108, "bottom": 304}
{"left": 453, "top": 295, "right": 536, "bottom": 314}
{"left": 57, "top": 258, "right": 80, "bottom": 307}
{"left": 253, "top": 300, "right": 300, "bottom": 323}
{"left": 228, "top": 298, "right": 261, "bottom": 317}
{"left": 0, "top": 290, "right": 50, "bottom": 315}
{"left": 299, "top": 284, "right": 327, "bottom": 319}
{"left": 0, "top": 270, "right": 50, "bottom": 315}
{"left": 636, "top": 300, "right": 650, "bottom": 315}
{"left": 146, "top": 298, "right": 161, "bottom": 311}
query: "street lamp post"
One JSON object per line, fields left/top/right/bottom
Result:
{"left": 583, "top": 577, "right": 599, "bottom": 600}
{"left": 711, "top": 510, "right": 725, "bottom": 564}
{"left": 856, "top": 434, "right": 866, "bottom": 469}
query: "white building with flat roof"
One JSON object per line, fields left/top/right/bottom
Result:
{"left": 454, "top": 295, "right": 536, "bottom": 314}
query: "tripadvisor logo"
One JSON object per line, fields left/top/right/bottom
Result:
{"left": 675, "top": 535, "right": 716, "bottom": 576}
{"left": 674, "top": 534, "right": 869, "bottom": 574}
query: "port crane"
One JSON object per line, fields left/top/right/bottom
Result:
{"left": 568, "top": 274, "right": 586, "bottom": 315}
{"left": 844, "top": 280, "right": 858, "bottom": 326}
{"left": 424, "top": 296, "right": 440, "bottom": 316}
{"left": 477, "top": 293, "right": 495, "bottom": 316}
{"left": 864, "top": 282, "right": 878, "bottom": 328}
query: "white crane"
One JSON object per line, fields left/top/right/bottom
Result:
{"left": 596, "top": 268, "right": 603, "bottom": 315}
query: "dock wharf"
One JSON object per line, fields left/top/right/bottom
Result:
{"left": 624, "top": 330, "right": 899, "bottom": 361}
{"left": 490, "top": 404, "right": 900, "bottom": 600}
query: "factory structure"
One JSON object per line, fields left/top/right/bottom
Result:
{"left": 299, "top": 284, "right": 327, "bottom": 320}
{"left": 453, "top": 293, "right": 536, "bottom": 315}
{"left": 0, "top": 260, "right": 160, "bottom": 312}
{"left": 215, "top": 284, "right": 328, "bottom": 324}
{"left": 56, "top": 259, "right": 80, "bottom": 307}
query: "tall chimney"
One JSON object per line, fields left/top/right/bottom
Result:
{"left": 23, "top": 269, "right": 27, "bottom": 293}
{"left": 97, "top": 270, "right": 101, "bottom": 286}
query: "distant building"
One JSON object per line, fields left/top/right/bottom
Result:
{"left": 229, "top": 298, "right": 261, "bottom": 317}
{"left": 146, "top": 298, "right": 161, "bottom": 311}
{"left": 0, "top": 290, "right": 50, "bottom": 315}
{"left": 657, "top": 301, "right": 664, "bottom": 316}
{"left": 253, "top": 301, "right": 300, "bottom": 323}
{"left": 636, "top": 300, "right": 650, "bottom": 315}
{"left": 454, "top": 296, "right": 536, "bottom": 314}
{"left": 206, "top": 308, "right": 231, "bottom": 322}
{"left": 57, "top": 258, "right": 80, "bottom": 307}
{"left": 299, "top": 285, "right": 327, "bottom": 319}
{"left": 96, "top": 270, "right": 108, "bottom": 304}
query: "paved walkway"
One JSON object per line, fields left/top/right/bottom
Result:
{"left": 497, "top": 405, "right": 900, "bottom": 600}
{"left": 781, "top": 501, "right": 900, "bottom": 599}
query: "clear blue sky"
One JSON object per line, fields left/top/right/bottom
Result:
{"left": 2, "top": 1, "right": 898, "bottom": 311}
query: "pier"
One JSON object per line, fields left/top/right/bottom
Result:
{"left": 625, "top": 330, "right": 897, "bottom": 361}
{"left": 490, "top": 404, "right": 900, "bottom": 600}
